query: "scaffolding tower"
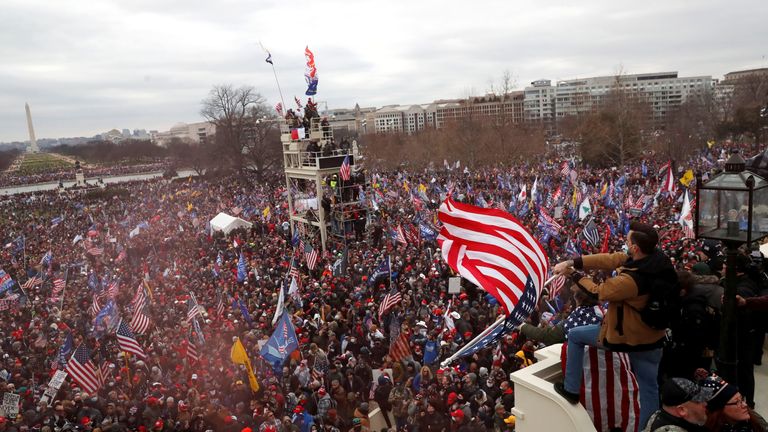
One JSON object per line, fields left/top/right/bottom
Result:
{"left": 282, "top": 117, "right": 368, "bottom": 253}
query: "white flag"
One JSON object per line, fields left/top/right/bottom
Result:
{"left": 272, "top": 283, "right": 285, "bottom": 326}
{"left": 579, "top": 197, "right": 592, "bottom": 220}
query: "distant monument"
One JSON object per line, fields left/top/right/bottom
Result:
{"left": 25, "top": 103, "right": 40, "bottom": 153}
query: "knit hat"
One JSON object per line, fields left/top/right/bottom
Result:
{"left": 660, "top": 378, "right": 713, "bottom": 406}
{"left": 691, "top": 262, "right": 712, "bottom": 276}
{"left": 701, "top": 375, "right": 739, "bottom": 412}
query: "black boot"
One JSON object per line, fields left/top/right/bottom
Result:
{"left": 554, "top": 382, "right": 580, "bottom": 404}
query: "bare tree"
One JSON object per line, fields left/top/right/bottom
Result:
{"left": 200, "top": 84, "right": 265, "bottom": 170}
{"left": 242, "top": 105, "right": 282, "bottom": 182}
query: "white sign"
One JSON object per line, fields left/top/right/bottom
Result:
{"left": 1, "top": 392, "right": 20, "bottom": 417}
{"left": 49, "top": 370, "right": 68, "bottom": 390}
{"left": 448, "top": 277, "right": 461, "bottom": 294}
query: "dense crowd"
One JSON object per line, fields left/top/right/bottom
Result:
{"left": 1, "top": 162, "right": 171, "bottom": 188}
{"left": 1, "top": 144, "right": 767, "bottom": 432}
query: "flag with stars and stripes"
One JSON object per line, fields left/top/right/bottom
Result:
{"left": 388, "top": 329, "right": 412, "bottom": 362}
{"left": 130, "top": 284, "right": 147, "bottom": 312}
{"left": 130, "top": 309, "right": 151, "bottom": 335}
{"left": 89, "top": 295, "right": 101, "bottom": 316}
{"left": 303, "top": 244, "right": 318, "bottom": 271}
{"left": 116, "top": 319, "right": 146, "bottom": 360}
{"left": 67, "top": 344, "right": 101, "bottom": 395}
{"left": 378, "top": 288, "right": 402, "bottom": 318}
{"left": 186, "top": 337, "right": 200, "bottom": 363}
{"left": 187, "top": 295, "right": 203, "bottom": 323}
{"left": 339, "top": 155, "right": 351, "bottom": 181}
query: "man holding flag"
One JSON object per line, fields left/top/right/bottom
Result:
{"left": 552, "top": 221, "right": 676, "bottom": 428}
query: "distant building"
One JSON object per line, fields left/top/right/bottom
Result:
{"left": 520, "top": 72, "right": 714, "bottom": 131}
{"left": 722, "top": 67, "right": 768, "bottom": 84}
{"left": 151, "top": 122, "right": 216, "bottom": 146}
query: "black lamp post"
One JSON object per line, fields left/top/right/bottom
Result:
{"left": 695, "top": 149, "right": 768, "bottom": 383}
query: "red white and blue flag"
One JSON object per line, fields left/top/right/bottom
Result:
{"left": 340, "top": 155, "right": 351, "bottom": 181}
{"left": 116, "top": 319, "right": 146, "bottom": 360}
{"left": 582, "top": 347, "right": 640, "bottom": 432}
{"left": 438, "top": 197, "right": 548, "bottom": 315}
{"left": 67, "top": 344, "right": 101, "bottom": 395}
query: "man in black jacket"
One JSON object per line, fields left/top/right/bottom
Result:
{"left": 643, "top": 378, "right": 711, "bottom": 432}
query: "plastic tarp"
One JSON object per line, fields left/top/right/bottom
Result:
{"left": 209, "top": 212, "right": 252, "bottom": 235}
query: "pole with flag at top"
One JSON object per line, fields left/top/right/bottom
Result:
{"left": 260, "top": 42, "right": 286, "bottom": 119}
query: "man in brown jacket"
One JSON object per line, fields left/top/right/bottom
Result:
{"left": 552, "top": 222, "right": 673, "bottom": 429}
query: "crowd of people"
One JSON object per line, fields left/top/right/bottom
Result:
{"left": 1, "top": 162, "right": 172, "bottom": 188}
{"left": 0, "top": 143, "right": 767, "bottom": 432}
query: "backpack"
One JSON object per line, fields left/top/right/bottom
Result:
{"left": 635, "top": 271, "right": 682, "bottom": 330}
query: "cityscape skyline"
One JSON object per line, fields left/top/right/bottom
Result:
{"left": 1, "top": 0, "right": 766, "bottom": 143}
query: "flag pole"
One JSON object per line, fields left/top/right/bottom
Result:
{"left": 59, "top": 266, "right": 69, "bottom": 312}
{"left": 440, "top": 275, "right": 557, "bottom": 368}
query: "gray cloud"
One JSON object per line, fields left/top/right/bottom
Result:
{"left": 1, "top": 0, "right": 766, "bottom": 142}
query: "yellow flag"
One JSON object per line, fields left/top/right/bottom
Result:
{"left": 572, "top": 188, "right": 578, "bottom": 207}
{"left": 707, "top": 140, "right": 715, "bottom": 149}
{"left": 262, "top": 206, "right": 271, "bottom": 218}
{"left": 679, "top": 169, "right": 694, "bottom": 187}
{"left": 187, "top": 202, "right": 193, "bottom": 212}
{"left": 403, "top": 180, "right": 410, "bottom": 193}
{"left": 418, "top": 183, "right": 427, "bottom": 194}
{"left": 231, "top": 338, "right": 260, "bottom": 393}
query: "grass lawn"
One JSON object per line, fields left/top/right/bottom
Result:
{"left": 17, "top": 153, "right": 73, "bottom": 174}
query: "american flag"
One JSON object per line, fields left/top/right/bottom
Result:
{"left": 130, "top": 284, "right": 147, "bottom": 312}
{"left": 339, "top": 155, "right": 351, "bottom": 181}
{"left": 116, "top": 319, "right": 146, "bottom": 359}
{"left": 216, "top": 295, "right": 226, "bottom": 317}
{"left": 624, "top": 191, "right": 634, "bottom": 210}
{"left": 186, "top": 338, "right": 200, "bottom": 363}
{"left": 304, "top": 243, "right": 318, "bottom": 271}
{"left": 395, "top": 225, "right": 407, "bottom": 245}
{"left": 67, "top": 344, "right": 101, "bottom": 395}
{"left": 289, "top": 258, "right": 300, "bottom": 280}
{"left": 22, "top": 276, "right": 41, "bottom": 290}
{"left": 660, "top": 162, "right": 676, "bottom": 194}
{"left": 187, "top": 295, "right": 202, "bottom": 323}
{"left": 388, "top": 329, "right": 412, "bottom": 362}
{"left": 275, "top": 102, "right": 283, "bottom": 116}
{"left": 106, "top": 280, "right": 119, "bottom": 299}
{"left": 437, "top": 197, "right": 548, "bottom": 315}
{"left": 130, "top": 309, "right": 151, "bottom": 334}
{"left": 549, "top": 275, "right": 567, "bottom": 299}
{"left": 87, "top": 246, "right": 104, "bottom": 256}
{"left": 582, "top": 347, "right": 640, "bottom": 432}
{"left": 378, "top": 288, "right": 402, "bottom": 318}
{"left": 560, "top": 161, "right": 571, "bottom": 177}
{"left": 89, "top": 295, "right": 101, "bottom": 316}
{"left": 539, "top": 209, "right": 562, "bottom": 233}
{"left": 53, "top": 278, "right": 66, "bottom": 293}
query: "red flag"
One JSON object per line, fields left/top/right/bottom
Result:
{"left": 600, "top": 225, "right": 610, "bottom": 254}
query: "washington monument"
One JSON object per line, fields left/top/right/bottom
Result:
{"left": 25, "top": 103, "right": 40, "bottom": 153}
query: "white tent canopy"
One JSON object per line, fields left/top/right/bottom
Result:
{"left": 209, "top": 212, "right": 252, "bottom": 235}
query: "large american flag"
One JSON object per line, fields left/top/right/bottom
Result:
{"left": 389, "top": 329, "right": 412, "bottom": 362}
{"left": 68, "top": 344, "right": 101, "bottom": 395}
{"left": 660, "top": 162, "right": 676, "bottom": 194}
{"left": 339, "top": 155, "right": 351, "bottom": 181}
{"left": 378, "top": 288, "right": 401, "bottom": 318}
{"left": 22, "top": 276, "right": 41, "bottom": 290}
{"left": 130, "top": 284, "right": 147, "bottom": 312}
{"left": 437, "top": 197, "right": 548, "bottom": 315}
{"left": 582, "top": 347, "right": 640, "bottom": 432}
{"left": 116, "top": 319, "right": 146, "bottom": 359}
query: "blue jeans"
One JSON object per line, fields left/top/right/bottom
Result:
{"left": 564, "top": 324, "right": 662, "bottom": 429}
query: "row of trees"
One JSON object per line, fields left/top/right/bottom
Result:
{"left": 0, "top": 148, "right": 22, "bottom": 171}
{"left": 48, "top": 140, "right": 167, "bottom": 164}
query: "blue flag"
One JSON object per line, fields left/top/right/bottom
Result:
{"left": 0, "top": 269, "right": 15, "bottom": 296}
{"left": 419, "top": 222, "right": 437, "bottom": 242}
{"left": 58, "top": 332, "right": 73, "bottom": 369}
{"left": 423, "top": 340, "right": 440, "bottom": 365}
{"left": 367, "top": 257, "right": 391, "bottom": 286}
{"left": 237, "top": 299, "right": 253, "bottom": 325}
{"left": 237, "top": 252, "right": 247, "bottom": 283}
{"left": 260, "top": 311, "right": 299, "bottom": 372}
{"left": 93, "top": 300, "right": 119, "bottom": 339}
{"left": 446, "top": 278, "right": 538, "bottom": 362}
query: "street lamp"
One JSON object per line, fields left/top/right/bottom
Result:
{"left": 695, "top": 149, "right": 768, "bottom": 383}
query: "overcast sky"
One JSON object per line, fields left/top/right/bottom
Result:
{"left": 1, "top": 0, "right": 766, "bottom": 143}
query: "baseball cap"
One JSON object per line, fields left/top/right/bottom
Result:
{"left": 450, "top": 409, "right": 464, "bottom": 421}
{"left": 661, "top": 378, "right": 713, "bottom": 406}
